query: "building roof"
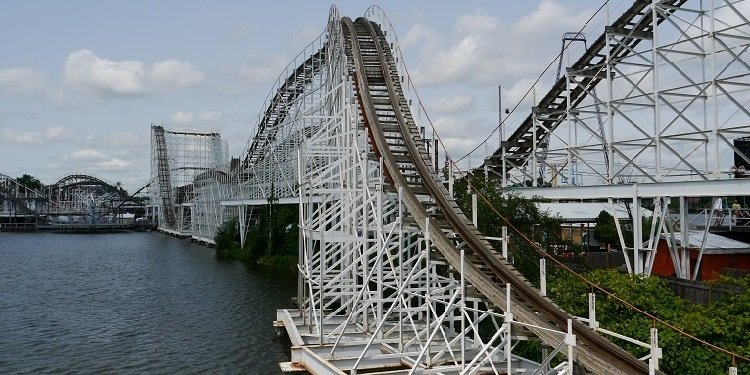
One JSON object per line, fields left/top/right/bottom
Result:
{"left": 537, "top": 202, "right": 645, "bottom": 223}
{"left": 662, "top": 230, "right": 750, "bottom": 254}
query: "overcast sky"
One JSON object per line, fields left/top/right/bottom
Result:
{"left": 0, "top": 0, "right": 617, "bottom": 190}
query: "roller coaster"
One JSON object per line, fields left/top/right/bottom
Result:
{"left": 0, "top": 172, "right": 147, "bottom": 229}
{"left": 141, "top": 0, "right": 750, "bottom": 372}
{"left": 325, "top": 14, "right": 651, "bottom": 374}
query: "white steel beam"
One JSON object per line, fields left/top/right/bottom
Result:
{"left": 511, "top": 178, "right": 750, "bottom": 200}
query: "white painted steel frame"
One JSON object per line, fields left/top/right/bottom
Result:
{"left": 503, "top": 0, "right": 750, "bottom": 187}
{"left": 290, "top": 8, "right": 579, "bottom": 374}
{"left": 149, "top": 127, "right": 228, "bottom": 234}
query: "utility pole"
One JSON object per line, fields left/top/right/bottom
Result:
{"left": 499, "top": 85, "right": 507, "bottom": 187}
{"left": 498, "top": 85, "right": 503, "bottom": 150}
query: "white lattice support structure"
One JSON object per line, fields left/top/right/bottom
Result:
{"left": 279, "top": 8, "right": 584, "bottom": 375}
{"left": 502, "top": 0, "right": 750, "bottom": 277}
{"left": 190, "top": 171, "right": 231, "bottom": 243}
{"left": 149, "top": 126, "right": 228, "bottom": 235}
{"left": 507, "top": 0, "right": 750, "bottom": 188}
{"left": 207, "top": 17, "right": 334, "bottom": 245}
{"left": 232, "top": 26, "right": 329, "bottom": 202}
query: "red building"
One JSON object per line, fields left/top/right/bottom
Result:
{"left": 651, "top": 231, "right": 750, "bottom": 280}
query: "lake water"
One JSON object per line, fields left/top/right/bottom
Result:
{"left": 0, "top": 232, "right": 296, "bottom": 374}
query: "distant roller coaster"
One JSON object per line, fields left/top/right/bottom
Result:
{"left": 0, "top": 172, "right": 147, "bottom": 230}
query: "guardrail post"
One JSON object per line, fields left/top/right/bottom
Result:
{"left": 472, "top": 194, "right": 478, "bottom": 227}
{"left": 448, "top": 163, "right": 454, "bottom": 197}
{"left": 540, "top": 258, "right": 547, "bottom": 296}
{"left": 566, "top": 319, "right": 576, "bottom": 375}
{"left": 649, "top": 328, "right": 661, "bottom": 374}
{"left": 588, "top": 293, "right": 599, "bottom": 329}
{"left": 502, "top": 226, "right": 508, "bottom": 259}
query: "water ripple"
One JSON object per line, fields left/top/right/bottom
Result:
{"left": 0, "top": 232, "right": 296, "bottom": 374}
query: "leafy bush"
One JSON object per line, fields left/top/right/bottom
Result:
{"left": 215, "top": 218, "right": 240, "bottom": 258}
{"left": 549, "top": 269, "right": 750, "bottom": 374}
{"left": 214, "top": 202, "right": 299, "bottom": 267}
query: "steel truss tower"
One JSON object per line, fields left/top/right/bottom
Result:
{"left": 491, "top": 0, "right": 750, "bottom": 187}
{"left": 149, "top": 125, "right": 228, "bottom": 235}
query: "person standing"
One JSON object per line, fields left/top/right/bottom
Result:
{"left": 732, "top": 200, "right": 742, "bottom": 224}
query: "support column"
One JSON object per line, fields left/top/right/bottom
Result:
{"left": 424, "top": 217, "right": 432, "bottom": 368}
{"left": 505, "top": 283, "right": 513, "bottom": 375}
{"left": 680, "top": 196, "right": 690, "bottom": 279}
{"left": 238, "top": 205, "right": 247, "bottom": 248}
{"left": 651, "top": 0, "right": 663, "bottom": 181}
{"left": 633, "top": 186, "right": 643, "bottom": 274}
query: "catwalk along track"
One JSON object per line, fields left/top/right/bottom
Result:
{"left": 342, "top": 16, "right": 658, "bottom": 374}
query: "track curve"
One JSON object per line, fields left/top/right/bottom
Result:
{"left": 342, "top": 16, "right": 658, "bottom": 374}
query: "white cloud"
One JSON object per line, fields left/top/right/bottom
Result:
{"left": 170, "top": 110, "right": 223, "bottom": 127}
{"left": 44, "top": 125, "right": 74, "bottom": 141}
{"left": 0, "top": 67, "right": 47, "bottom": 96}
{"left": 430, "top": 95, "right": 473, "bottom": 114}
{"left": 59, "top": 149, "right": 134, "bottom": 173}
{"left": 63, "top": 49, "right": 146, "bottom": 95}
{"left": 400, "top": 24, "right": 440, "bottom": 52}
{"left": 415, "top": 36, "right": 483, "bottom": 86}
{"left": 150, "top": 59, "right": 204, "bottom": 91}
{"left": 171, "top": 110, "right": 194, "bottom": 125}
{"left": 231, "top": 24, "right": 249, "bottom": 39}
{"left": 0, "top": 125, "right": 74, "bottom": 145}
{"left": 290, "top": 25, "right": 323, "bottom": 48}
{"left": 433, "top": 117, "right": 466, "bottom": 138}
{"left": 94, "top": 158, "right": 132, "bottom": 171}
{"left": 62, "top": 49, "right": 204, "bottom": 98}
{"left": 105, "top": 132, "right": 147, "bottom": 148}
{"left": 63, "top": 149, "right": 108, "bottom": 162}
{"left": 454, "top": 8, "right": 498, "bottom": 34}
{"left": 514, "top": 0, "right": 578, "bottom": 35}
{"left": 411, "top": 1, "right": 594, "bottom": 87}
{"left": 238, "top": 50, "right": 289, "bottom": 87}
{"left": 0, "top": 50, "right": 204, "bottom": 106}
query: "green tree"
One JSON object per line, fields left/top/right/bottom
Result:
{"left": 594, "top": 210, "right": 619, "bottom": 249}
{"left": 594, "top": 209, "right": 658, "bottom": 250}
{"left": 16, "top": 174, "right": 44, "bottom": 191}
{"left": 452, "top": 175, "right": 564, "bottom": 283}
